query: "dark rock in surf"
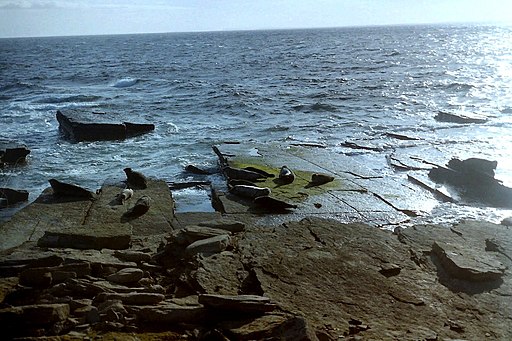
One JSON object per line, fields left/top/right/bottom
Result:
{"left": 0, "top": 140, "right": 30, "bottom": 164}
{"left": 447, "top": 158, "right": 497, "bottom": 177}
{"left": 434, "top": 111, "right": 488, "bottom": 124}
{"left": 185, "top": 165, "right": 210, "bottom": 175}
{"left": 429, "top": 157, "right": 512, "bottom": 208}
{"left": 56, "top": 109, "right": 154, "bottom": 142}
{"left": 0, "top": 188, "right": 29, "bottom": 207}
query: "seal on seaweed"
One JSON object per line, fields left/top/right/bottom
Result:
{"left": 278, "top": 165, "right": 295, "bottom": 184}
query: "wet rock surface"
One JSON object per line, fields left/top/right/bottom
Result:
{"left": 0, "top": 139, "right": 30, "bottom": 164}
{"left": 56, "top": 109, "right": 155, "bottom": 142}
{"left": 1, "top": 146, "right": 512, "bottom": 340}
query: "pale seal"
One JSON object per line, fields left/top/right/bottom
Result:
{"left": 116, "top": 188, "right": 134, "bottom": 204}
{"left": 48, "top": 179, "right": 95, "bottom": 199}
{"left": 229, "top": 184, "right": 271, "bottom": 199}
{"left": 124, "top": 167, "right": 148, "bottom": 189}
{"left": 278, "top": 165, "right": 295, "bottom": 184}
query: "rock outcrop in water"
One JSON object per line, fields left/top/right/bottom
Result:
{"left": 429, "top": 157, "right": 512, "bottom": 208}
{"left": 0, "top": 139, "right": 30, "bottom": 165}
{"left": 56, "top": 109, "right": 155, "bottom": 142}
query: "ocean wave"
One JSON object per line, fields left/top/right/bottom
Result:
{"left": 293, "top": 102, "right": 338, "bottom": 113}
{"left": 34, "top": 94, "right": 103, "bottom": 104}
{"left": 111, "top": 78, "right": 138, "bottom": 88}
{"left": 0, "top": 81, "right": 40, "bottom": 93}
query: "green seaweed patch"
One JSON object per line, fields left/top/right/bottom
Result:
{"left": 229, "top": 160, "right": 341, "bottom": 203}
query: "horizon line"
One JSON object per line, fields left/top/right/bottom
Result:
{"left": 1, "top": 20, "right": 509, "bottom": 40}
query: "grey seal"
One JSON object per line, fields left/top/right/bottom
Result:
{"left": 278, "top": 165, "right": 295, "bottom": 184}
{"left": 124, "top": 195, "right": 151, "bottom": 217}
{"left": 48, "top": 179, "right": 95, "bottom": 199}
{"left": 124, "top": 167, "right": 148, "bottom": 189}
{"left": 229, "top": 185, "right": 271, "bottom": 199}
{"left": 223, "top": 166, "right": 266, "bottom": 182}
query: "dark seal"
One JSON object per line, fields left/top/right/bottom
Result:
{"left": 48, "top": 179, "right": 95, "bottom": 199}
{"left": 124, "top": 167, "right": 148, "bottom": 189}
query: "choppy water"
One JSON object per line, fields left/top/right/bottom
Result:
{"left": 1, "top": 24, "right": 512, "bottom": 221}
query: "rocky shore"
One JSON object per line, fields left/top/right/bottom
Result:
{"left": 1, "top": 143, "right": 512, "bottom": 340}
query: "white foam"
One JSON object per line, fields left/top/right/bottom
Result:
{"left": 111, "top": 78, "right": 138, "bottom": 88}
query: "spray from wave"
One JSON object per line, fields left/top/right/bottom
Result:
{"left": 111, "top": 78, "right": 138, "bottom": 88}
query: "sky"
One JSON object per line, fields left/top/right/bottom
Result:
{"left": 0, "top": 0, "right": 511, "bottom": 38}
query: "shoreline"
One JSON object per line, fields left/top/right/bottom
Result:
{"left": 1, "top": 144, "right": 512, "bottom": 339}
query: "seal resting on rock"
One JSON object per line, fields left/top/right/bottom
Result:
{"left": 124, "top": 195, "right": 151, "bottom": 217}
{"left": 124, "top": 167, "right": 148, "bottom": 189}
{"left": 48, "top": 179, "right": 95, "bottom": 200}
{"left": 310, "top": 173, "right": 335, "bottom": 186}
{"left": 278, "top": 165, "right": 295, "bottom": 184}
{"left": 254, "top": 195, "right": 297, "bottom": 212}
{"left": 229, "top": 184, "right": 271, "bottom": 199}
{"left": 223, "top": 166, "right": 266, "bottom": 182}
{"left": 116, "top": 188, "right": 133, "bottom": 204}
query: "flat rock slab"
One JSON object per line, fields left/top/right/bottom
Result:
{"left": 432, "top": 241, "right": 506, "bottom": 282}
{"left": 37, "top": 223, "right": 132, "bottom": 250}
{"left": 56, "top": 109, "right": 155, "bottom": 142}
{"left": 214, "top": 143, "right": 438, "bottom": 227}
{"left": 199, "top": 294, "right": 278, "bottom": 313}
{"left": 0, "top": 179, "right": 175, "bottom": 251}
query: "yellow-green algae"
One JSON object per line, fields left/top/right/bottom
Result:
{"left": 229, "top": 159, "right": 341, "bottom": 203}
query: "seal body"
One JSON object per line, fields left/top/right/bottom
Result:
{"left": 223, "top": 166, "right": 265, "bottom": 182}
{"left": 125, "top": 195, "right": 151, "bottom": 217}
{"left": 49, "top": 179, "right": 95, "bottom": 199}
{"left": 311, "top": 173, "right": 335, "bottom": 186}
{"left": 278, "top": 166, "right": 295, "bottom": 184}
{"left": 116, "top": 188, "right": 134, "bottom": 204}
{"left": 124, "top": 167, "right": 148, "bottom": 189}
{"left": 254, "top": 196, "right": 297, "bottom": 212}
{"left": 229, "top": 185, "right": 271, "bottom": 199}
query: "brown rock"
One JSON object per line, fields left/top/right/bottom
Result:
{"left": 185, "top": 234, "right": 231, "bottom": 256}
{"left": 0, "top": 303, "right": 70, "bottom": 337}
{"left": 106, "top": 268, "right": 144, "bottom": 284}
{"left": 198, "top": 219, "right": 246, "bottom": 233}
{"left": 95, "top": 292, "right": 165, "bottom": 306}
{"left": 175, "top": 225, "right": 232, "bottom": 245}
{"left": 220, "top": 313, "right": 318, "bottom": 341}
{"left": 130, "top": 301, "right": 206, "bottom": 324}
{"left": 37, "top": 224, "right": 132, "bottom": 250}
{"left": 432, "top": 241, "right": 506, "bottom": 282}
{"left": 198, "top": 294, "right": 277, "bottom": 313}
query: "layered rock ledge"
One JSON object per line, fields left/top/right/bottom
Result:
{"left": 56, "top": 109, "right": 155, "bottom": 142}
{"left": 1, "top": 177, "right": 511, "bottom": 339}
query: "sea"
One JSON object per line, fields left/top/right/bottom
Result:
{"left": 1, "top": 24, "right": 512, "bottom": 222}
